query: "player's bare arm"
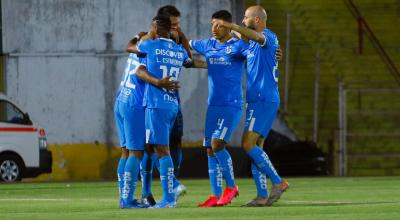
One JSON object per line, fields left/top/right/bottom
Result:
{"left": 214, "top": 19, "right": 283, "bottom": 61}
{"left": 175, "top": 27, "right": 192, "bottom": 59}
{"left": 126, "top": 31, "right": 156, "bottom": 53}
{"left": 185, "top": 43, "right": 208, "bottom": 69}
{"left": 126, "top": 32, "right": 148, "bottom": 53}
{"left": 193, "top": 58, "right": 207, "bottom": 69}
{"left": 135, "top": 65, "right": 180, "bottom": 91}
{"left": 214, "top": 19, "right": 265, "bottom": 45}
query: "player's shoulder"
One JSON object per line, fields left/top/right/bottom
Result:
{"left": 230, "top": 37, "right": 248, "bottom": 48}
{"left": 264, "top": 29, "right": 277, "bottom": 38}
{"left": 191, "top": 37, "right": 213, "bottom": 47}
{"left": 137, "top": 38, "right": 155, "bottom": 48}
{"left": 175, "top": 43, "right": 187, "bottom": 53}
{"left": 162, "top": 38, "right": 183, "bottom": 50}
{"left": 228, "top": 37, "right": 244, "bottom": 43}
{"left": 198, "top": 37, "right": 214, "bottom": 45}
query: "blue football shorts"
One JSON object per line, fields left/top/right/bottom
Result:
{"left": 145, "top": 106, "right": 178, "bottom": 146}
{"left": 244, "top": 101, "right": 279, "bottom": 137}
{"left": 114, "top": 100, "right": 145, "bottom": 150}
{"left": 203, "top": 105, "right": 242, "bottom": 147}
{"left": 170, "top": 107, "right": 183, "bottom": 139}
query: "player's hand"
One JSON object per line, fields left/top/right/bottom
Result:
{"left": 137, "top": 32, "right": 147, "bottom": 38}
{"left": 175, "top": 27, "right": 186, "bottom": 38}
{"left": 144, "top": 29, "right": 156, "bottom": 40}
{"left": 157, "top": 76, "right": 180, "bottom": 91}
{"left": 276, "top": 48, "right": 283, "bottom": 61}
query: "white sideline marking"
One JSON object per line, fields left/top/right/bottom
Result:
{"left": 281, "top": 200, "right": 400, "bottom": 205}
{"left": 0, "top": 198, "right": 115, "bottom": 202}
{"left": 282, "top": 200, "right": 357, "bottom": 204}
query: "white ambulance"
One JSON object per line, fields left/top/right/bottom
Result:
{"left": 0, "top": 93, "right": 52, "bottom": 182}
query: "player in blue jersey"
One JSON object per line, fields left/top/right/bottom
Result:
{"left": 214, "top": 5, "right": 289, "bottom": 207}
{"left": 115, "top": 34, "right": 180, "bottom": 208}
{"left": 189, "top": 10, "right": 248, "bottom": 207}
{"left": 136, "top": 15, "right": 191, "bottom": 208}
{"left": 114, "top": 35, "right": 148, "bottom": 209}
{"left": 132, "top": 5, "right": 191, "bottom": 206}
{"left": 157, "top": 5, "right": 189, "bottom": 201}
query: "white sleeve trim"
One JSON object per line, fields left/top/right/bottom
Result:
{"left": 136, "top": 41, "right": 143, "bottom": 53}
{"left": 260, "top": 36, "right": 267, "bottom": 47}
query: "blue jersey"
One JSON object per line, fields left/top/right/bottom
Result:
{"left": 246, "top": 29, "right": 280, "bottom": 102}
{"left": 190, "top": 37, "right": 247, "bottom": 107}
{"left": 137, "top": 38, "right": 190, "bottom": 109}
{"left": 116, "top": 53, "right": 146, "bottom": 108}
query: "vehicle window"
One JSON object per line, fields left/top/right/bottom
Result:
{"left": 0, "top": 100, "right": 27, "bottom": 124}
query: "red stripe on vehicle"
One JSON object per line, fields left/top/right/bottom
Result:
{"left": 0, "top": 127, "right": 38, "bottom": 132}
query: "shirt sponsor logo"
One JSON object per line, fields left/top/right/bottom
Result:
{"left": 209, "top": 57, "right": 231, "bottom": 65}
{"left": 155, "top": 48, "right": 184, "bottom": 59}
{"left": 163, "top": 93, "right": 178, "bottom": 105}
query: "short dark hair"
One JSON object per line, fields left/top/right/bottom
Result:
{"left": 153, "top": 15, "right": 171, "bottom": 31}
{"left": 212, "top": 10, "right": 232, "bottom": 22}
{"left": 157, "top": 5, "right": 181, "bottom": 17}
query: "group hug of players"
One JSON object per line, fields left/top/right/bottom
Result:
{"left": 114, "top": 5, "right": 289, "bottom": 209}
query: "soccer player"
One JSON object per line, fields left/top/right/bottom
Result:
{"left": 213, "top": 5, "right": 289, "bottom": 207}
{"left": 189, "top": 10, "right": 248, "bottom": 207}
{"left": 115, "top": 34, "right": 179, "bottom": 208}
{"left": 136, "top": 15, "right": 191, "bottom": 208}
{"left": 114, "top": 35, "right": 148, "bottom": 209}
{"left": 137, "top": 5, "right": 190, "bottom": 206}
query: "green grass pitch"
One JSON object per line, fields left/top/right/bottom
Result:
{"left": 1, "top": 177, "right": 400, "bottom": 220}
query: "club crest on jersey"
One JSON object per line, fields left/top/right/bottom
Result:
{"left": 247, "top": 51, "right": 254, "bottom": 58}
{"left": 167, "top": 43, "right": 173, "bottom": 49}
{"left": 225, "top": 46, "right": 232, "bottom": 54}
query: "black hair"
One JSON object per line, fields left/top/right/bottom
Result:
{"left": 157, "top": 5, "right": 181, "bottom": 17}
{"left": 211, "top": 10, "right": 232, "bottom": 22}
{"left": 152, "top": 15, "right": 171, "bottom": 34}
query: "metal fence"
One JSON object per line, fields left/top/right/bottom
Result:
{"left": 338, "top": 81, "right": 400, "bottom": 176}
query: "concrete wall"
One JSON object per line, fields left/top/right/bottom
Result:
{"left": 2, "top": 0, "right": 246, "bottom": 146}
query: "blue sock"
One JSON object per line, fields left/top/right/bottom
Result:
{"left": 153, "top": 153, "right": 181, "bottom": 188}
{"left": 151, "top": 153, "right": 160, "bottom": 171}
{"left": 251, "top": 162, "right": 268, "bottom": 198}
{"left": 117, "top": 157, "right": 127, "bottom": 200}
{"left": 248, "top": 146, "right": 282, "bottom": 185}
{"left": 208, "top": 156, "right": 222, "bottom": 197}
{"left": 122, "top": 156, "right": 141, "bottom": 204}
{"left": 159, "top": 155, "right": 175, "bottom": 202}
{"left": 171, "top": 146, "right": 182, "bottom": 177}
{"left": 215, "top": 148, "right": 236, "bottom": 188}
{"left": 141, "top": 152, "right": 153, "bottom": 196}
